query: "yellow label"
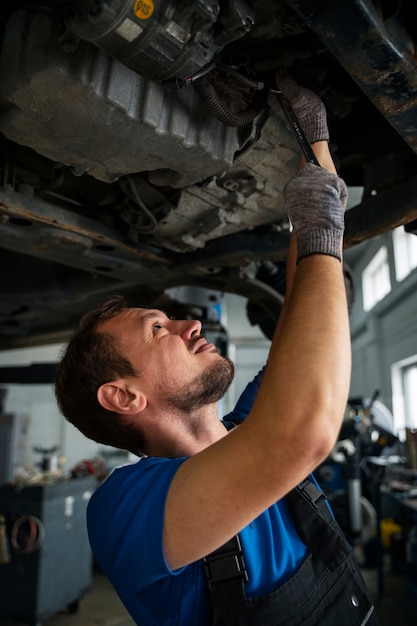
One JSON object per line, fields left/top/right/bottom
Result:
{"left": 133, "top": 0, "right": 154, "bottom": 20}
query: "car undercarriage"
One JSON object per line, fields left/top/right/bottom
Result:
{"left": 1, "top": 0, "right": 417, "bottom": 347}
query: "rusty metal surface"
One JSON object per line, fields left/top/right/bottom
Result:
{"left": 0, "top": 188, "right": 172, "bottom": 281}
{"left": 289, "top": 0, "right": 417, "bottom": 155}
{"left": 344, "top": 174, "right": 417, "bottom": 248}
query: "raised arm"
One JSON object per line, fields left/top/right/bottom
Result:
{"left": 163, "top": 86, "right": 351, "bottom": 571}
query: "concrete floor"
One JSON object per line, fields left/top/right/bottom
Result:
{"left": 361, "top": 562, "right": 416, "bottom": 626}
{"left": 45, "top": 569, "right": 135, "bottom": 626}
{"left": 2, "top": 557, "right": 416, "bottom": 626}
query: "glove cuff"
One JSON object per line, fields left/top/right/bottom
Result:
{"left": 296, "top": 228, "right": 344, "bottom": 263}
{"left": 309, "top": 117, "right": 330, "bottom": 144}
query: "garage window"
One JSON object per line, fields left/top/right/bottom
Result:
{"left": 362, "top": 246, "right": 391, "bottom": 311}
{"left": 403, "top": 365, "right": 417, "bottom": 430}
{"left": 392, "top": 358, "right": 417, "bottom": 438}
{"left": 392, "top": 226, "right": 417, "bottom": 281}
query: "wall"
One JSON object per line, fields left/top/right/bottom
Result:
{"left": 348, "top": 231, "right": 417, "bottom": 431}
{"left": 0, "top": 343, "right": 108, "bottom": 476}
{"left": 222, "top": 293, "right": 270, "bottom": 415}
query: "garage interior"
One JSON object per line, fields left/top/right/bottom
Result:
{"left": 2, "top": 0, "right": 417, "bottom": 624}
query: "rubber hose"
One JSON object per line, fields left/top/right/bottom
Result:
{"left": 215, "top": 64, "right": 262, "bottom": 90}
{"left": 193, "top": 78, "right": 259, "bottom": 127}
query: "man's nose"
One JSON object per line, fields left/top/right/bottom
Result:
{"left": 174, "top": 319, "right": 202, "bottom": 339}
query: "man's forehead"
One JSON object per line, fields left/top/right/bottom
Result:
{"left": 97, "top": 307, "right": 171, "bottom": 335}
{"left": 135, "top": 308, "right": 169, "bottom": 323}
{"left": 121, "top": 306, "right": 173, "bottom": 324}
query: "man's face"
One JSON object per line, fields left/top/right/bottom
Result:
{"left": 97, "top": 308, "right": 234, "bottom": 412}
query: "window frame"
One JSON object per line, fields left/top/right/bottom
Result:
{"left": 362, "top": 245, "right": 391, "bottom": 312}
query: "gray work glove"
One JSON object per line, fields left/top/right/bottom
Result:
{"left": 268, "top": 75, "right": 329, "bottom": 144}
{"left": 284, "top": 163, "right": 348, "bottom": 262}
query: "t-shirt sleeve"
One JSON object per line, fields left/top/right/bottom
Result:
{"left": 224, "top": 365, "right": 266, "bottom": 424}
{"left": 87, "top": 456, "right": 187, "bottom": 594}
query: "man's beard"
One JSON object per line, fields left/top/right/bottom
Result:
{"left": 164, "top": 356, "right": 235, "bottom": 413}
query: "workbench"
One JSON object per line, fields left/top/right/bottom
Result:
{"left": 376, "top": 481, "right": 417, "bottom": 621}
{"left": 0, "top": 477, "right": 95, "bottom": 626}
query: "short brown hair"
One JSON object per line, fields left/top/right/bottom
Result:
{"left": 55, "top": 295, "right": 146, "bottom": 454}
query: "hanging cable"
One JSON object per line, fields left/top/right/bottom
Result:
{"left": 126, "top": 177, "right": 158, "bottom": 233}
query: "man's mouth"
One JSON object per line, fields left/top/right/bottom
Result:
{"left": 193, "top": 337, "right": 217, "bottom": 354}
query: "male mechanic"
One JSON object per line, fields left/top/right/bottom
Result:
{"left": 55, "top": 80, "right": 379, "bottom": 625}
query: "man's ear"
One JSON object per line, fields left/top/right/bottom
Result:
{"left": 97, "top": 381, "right": 147, "bottom": 414}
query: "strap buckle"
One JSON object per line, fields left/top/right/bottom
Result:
{"left": 297, "top": 478, "right": 328, "bottom": 509}
{"left": 203, "top": 535, "right": 248, "bottom": 588}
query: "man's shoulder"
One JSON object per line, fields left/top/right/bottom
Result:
{"left": 87, "top": 456, "right": 188, "bottom": 549}
{"left": 86, "top": 455, "right": 192, "bottom": 595}
{"left": 89, "top": 455, "right": 187, "bottom": 508}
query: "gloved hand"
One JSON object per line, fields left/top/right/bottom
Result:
{"left": 284, "top": 163, "right": 348, "bottom": 262}
{"left": 268, "top": 75, "right": 329, "bottom": 144}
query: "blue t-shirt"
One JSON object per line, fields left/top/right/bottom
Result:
{"left": 87, "top": 369, "right": 308, "bottom": 625}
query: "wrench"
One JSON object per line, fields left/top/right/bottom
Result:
{"left": 270, "top": 87, "right": 321, "bottom": 167}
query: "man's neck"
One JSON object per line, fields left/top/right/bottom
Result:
{"left": 144, "top": 405, "right": 229, "bottom": 458}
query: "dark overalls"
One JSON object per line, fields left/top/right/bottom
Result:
{"left": 204, "top": 479, "right": 380, "bottom": 626}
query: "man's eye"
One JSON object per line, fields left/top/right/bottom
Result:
{"left": 153, "top": 323, "right": 162, "bottom": 332}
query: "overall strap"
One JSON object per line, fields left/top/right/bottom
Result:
{"left": 203, "top": 534, "right": 248, "bottom": 606}
{"left": 204, "top": 477, "right": 351, "bottom": 608}
{"left": 285, "top": 478, "right": 352, "bottom": 571}
{"left": 204, "top": 479, "right": 377, "bottom": 626}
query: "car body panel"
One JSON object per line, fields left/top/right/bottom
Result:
{"left": 0, "top": 0, "right": 416, "bottom": 347}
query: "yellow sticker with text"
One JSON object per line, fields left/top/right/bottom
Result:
{"left": 133, "top": 0, "right": 154, "bottom": 20}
